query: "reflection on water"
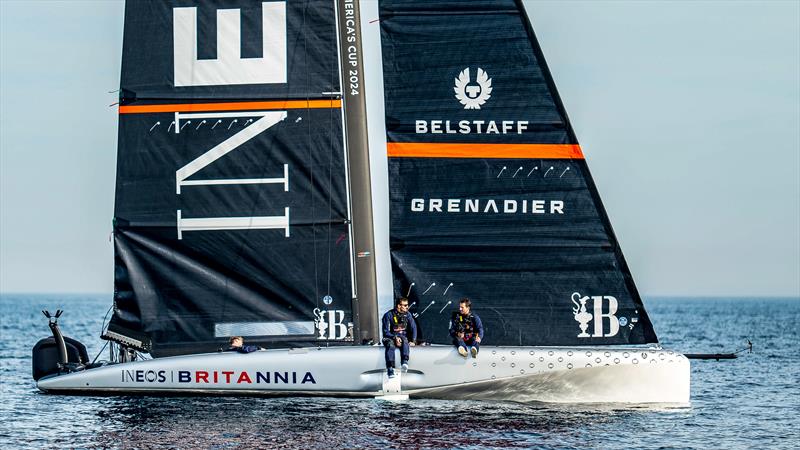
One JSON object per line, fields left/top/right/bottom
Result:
{"left": 1, "top": 295, "right": 799, "bottom": 449}
{"left": 56, "top": 396, "right": 690, "bottom": 449}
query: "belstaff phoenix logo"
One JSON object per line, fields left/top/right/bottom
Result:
{"left": 454, "top": 68, "right": 492, "bottom": 109}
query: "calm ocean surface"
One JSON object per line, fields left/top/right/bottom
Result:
{"left": 1, "top": 295, "right": 798, "bottom": 449}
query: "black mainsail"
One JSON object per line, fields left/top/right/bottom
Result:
{"left": 107, "top": 0, "right": 365, "bottom": 356}
{"left": 379, "top": 0, "right": 658, "bottom": 346}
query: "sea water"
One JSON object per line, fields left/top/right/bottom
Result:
{"left": 1, "top": 295, "right": 798, "bottom": 449}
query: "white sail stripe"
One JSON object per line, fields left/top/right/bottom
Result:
{"left": 180, "top": 178, "right": 285, "bottom": 187}
{"left": 175, "top": 111, "right": 287, "bottom": 194}
{"left": 179, "top": 215, "right": 289, "bottom": 231}
{"left": 177, "top": 207, "right": 290, "bottom": 239}
{"left": 179, "top": 165, "right": 289, "bottom": 192}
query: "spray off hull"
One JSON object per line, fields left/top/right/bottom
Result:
{"left": 37, "top": 346, "right": 689, "bottom": 404}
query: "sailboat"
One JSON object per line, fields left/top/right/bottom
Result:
{"left": 32, "top": 0, "right": 690, "bottom": 403}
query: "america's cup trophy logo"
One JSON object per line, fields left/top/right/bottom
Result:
{"left": 571, "top": 292, "right": 593, "bottom": 338}
{"left": 313, "top": 307, "right": 350, "bottom": 340}
{"left": 313, "top": 308, "right": 329, "bottom": 339}
{"left": 454, "top": 68, "right": 492, "bottom": 109}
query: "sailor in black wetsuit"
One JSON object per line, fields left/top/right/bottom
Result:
{"left": 381, "top": 297, "right": 417, "bottom": 378}
{"left": 225, "top": 336, "right": 260, "bottom": 353}
{"left": 449, "top": 298, "right": 484, "bottom": 358}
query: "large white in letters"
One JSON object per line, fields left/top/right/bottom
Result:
{"left": 173, "top": 2, "right": 287, "bottom": 87}
{"left": 175, "top": 110, "right": 290, "bottom": 239}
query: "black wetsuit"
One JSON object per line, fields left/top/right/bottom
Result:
{"left": 381, "top": 309, "right": 418, "bottom": 369}
{"left": 449, "top": 311, "right": 484, "bottom": 351}
{"left": 225, "top": 345, "right": 260, "bottom": 354}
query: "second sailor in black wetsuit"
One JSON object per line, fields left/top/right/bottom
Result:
{"left": 449, "top": 298, "right": 484, "bottom": 358}
{"left": 381, "top": 297, "right": 417, "bottom": 378}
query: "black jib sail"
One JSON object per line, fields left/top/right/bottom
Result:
{"left": 107, "top": 0, "right": 357, "bottom": 356}
{"left": 379, "top": 0, "right": 658, "bottom": 346}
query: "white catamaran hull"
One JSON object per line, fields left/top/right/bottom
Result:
{"left": 38, "top": 346, "right": 690, "bottom": 404}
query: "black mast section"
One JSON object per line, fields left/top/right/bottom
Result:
{"left": 336, "top": 0, "right": 379, "bottom": 343}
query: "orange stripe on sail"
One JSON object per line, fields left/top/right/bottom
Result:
{"left": 386, "top": 142, "right": 584, "bottom": 159}
{"left": 119, "top": 99, "right": 341, "bottom": 114}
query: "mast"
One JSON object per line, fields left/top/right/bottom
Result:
{"left": 335, "top": 0, "right": 379, "bottom": 344}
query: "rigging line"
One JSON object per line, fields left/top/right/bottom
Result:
{"left": 733, "top": 340, "right": 754, "bottom": 354}
{"left": 300, "top": 5, "right": 319, "bottom": 308}
{"left": 326, "top": 0, "right": 340, "bottom": 300}
{"left": 99, "top": 304, "right": 113, "bottom": 337}
{"left": 90, "top": 340, "right": 109, "bottom": 365}
{"left": 326, "top": 73, "right": 335, "bottom": 299}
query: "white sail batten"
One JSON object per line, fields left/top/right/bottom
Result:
{"left": 214, "top": 322, "right": 315, "bottom": 338}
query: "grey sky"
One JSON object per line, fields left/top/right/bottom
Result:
{"left": 1, "top": 1, "right": 798, "bottom": 297}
